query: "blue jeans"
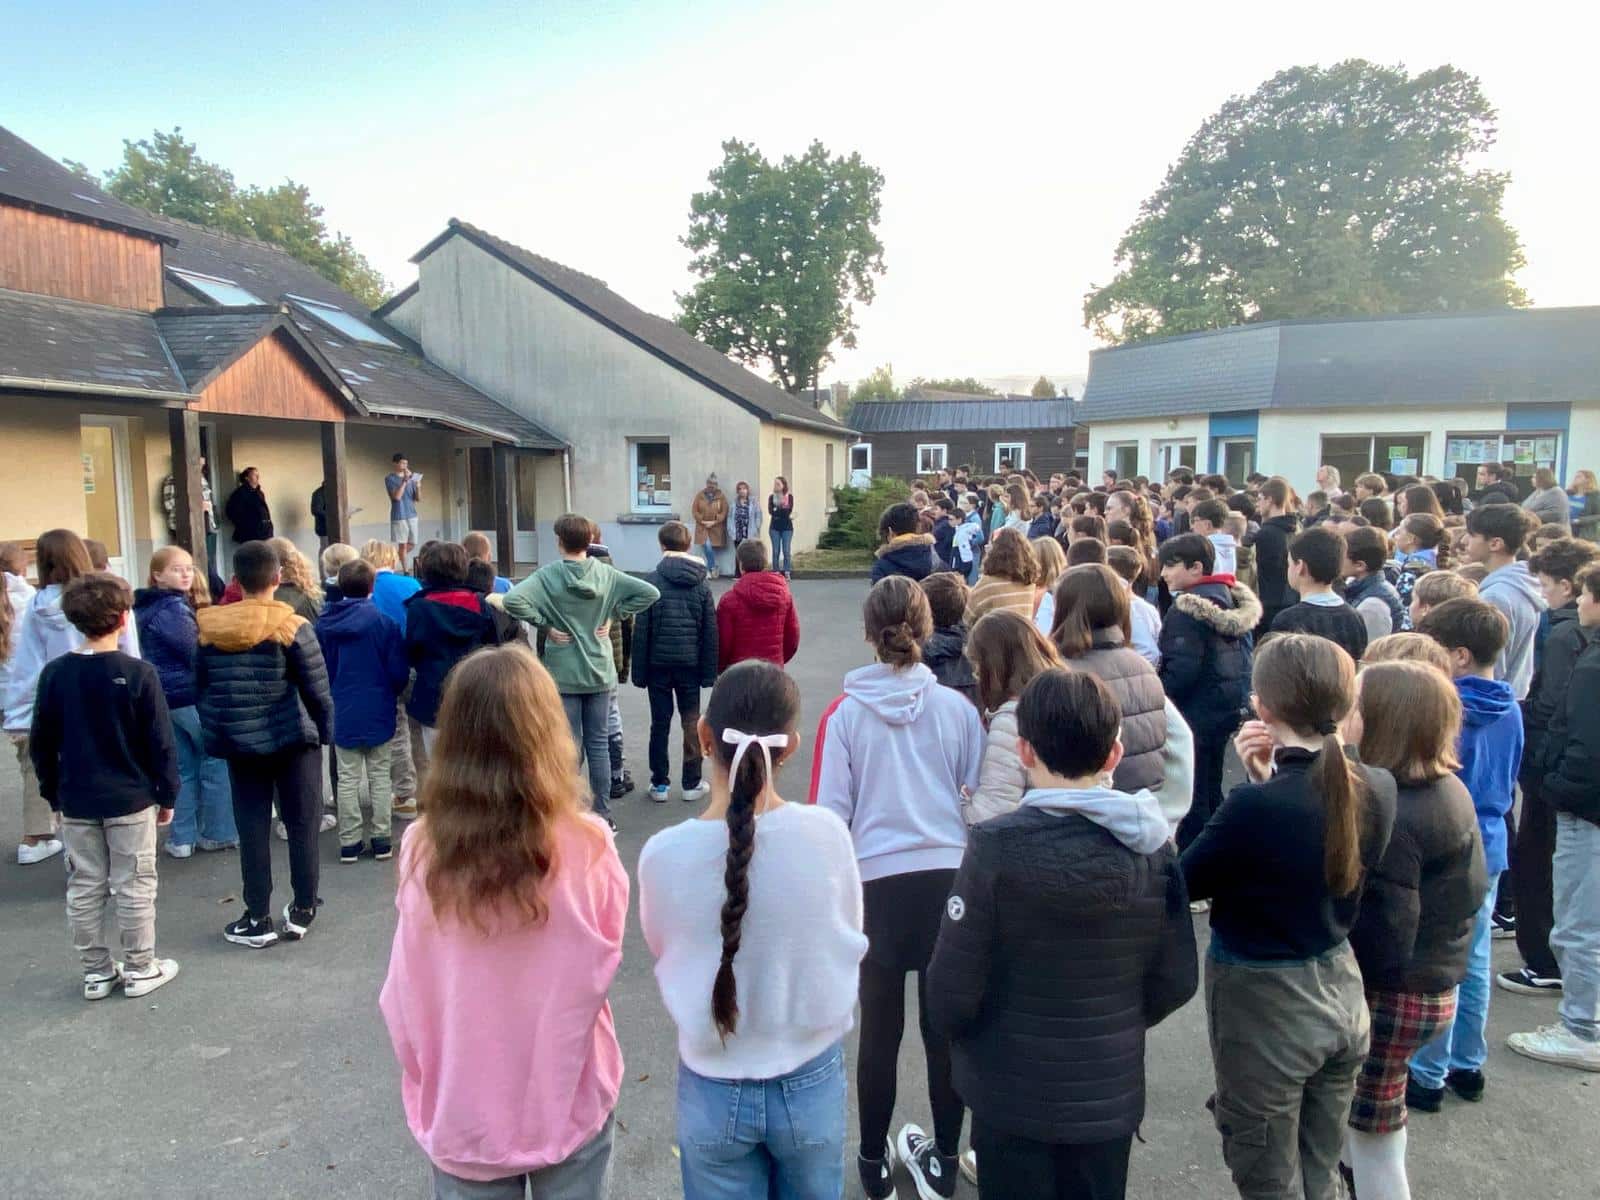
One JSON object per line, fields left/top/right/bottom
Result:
{"left": 677, "top": 1042, "right": 846, "bottom": 1200}
{"left": 1411, "top": 872, "right": 1500, "bottom": 1087}
{"left": 561, "top": 691, "right": 612, "bottom": 816}
{"left": 770, "top": 529, "right": 793, "bottom": 576}
{"left": 170, "top": 705, "right": 236, "bottom": 847}
{"left": 701, "top": 541, "right": 719, "bottom": 574}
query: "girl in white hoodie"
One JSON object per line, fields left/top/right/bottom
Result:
{"left": 811, "top": 575, "right": 985, "bottom": 1200}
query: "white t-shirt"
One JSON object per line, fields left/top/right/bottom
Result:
{"left": 639, "top": 803, "right": 867, "bottom": 1079}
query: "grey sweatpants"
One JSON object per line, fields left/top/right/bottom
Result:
{"left": 430, "top": 1114, "right": 613, "bottom": 1200}
{"left": 1205, "top": 941, "right": 1370, "bottom": 1200}
{"left": 61, "top": 808, "right": 159, "bottom": 974}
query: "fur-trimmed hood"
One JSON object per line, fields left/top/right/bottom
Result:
{"left": 875, "top": 532, "right": 935, "bottom": 558}
{"left": 1171, "top": 581, "right": 1261, "bottom": 639}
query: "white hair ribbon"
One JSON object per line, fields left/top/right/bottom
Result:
{"left": 721, "top": 728, "right": 789, "bottom": 785}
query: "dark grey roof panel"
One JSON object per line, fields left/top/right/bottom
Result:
{"left": 153, "top": 308, "right": 277, "bottom": 389}
{"left": 0, "top": 288, "right": 186, "bottom": 395}
{"left": 428, "top": 220, "right": 853, "bottom": 436}
{"left": 850, "top": 398, "right": 1075, "bottom": 434}
{"left": 1078, "top": 323, "right": 1280, "bottom": 420}
{"left": 0, "top": 125, "right": 176, "bottom": 242}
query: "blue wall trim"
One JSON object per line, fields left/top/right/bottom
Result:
{"left": 1208, "top": 410, "right": 1259, "bottom": 439}
{"left": 1506, "top": 402, "right": 1570, "bottom": 432}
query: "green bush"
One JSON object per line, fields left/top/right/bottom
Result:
{"left": 816, "top": 476, "right": 912, "bottom": 549}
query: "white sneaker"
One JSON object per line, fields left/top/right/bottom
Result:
{"left": 18, "top": 838, "right": 63, "bottom": 865}
{"left": 960, "top": 1148, "right": 978, "bottom": 1185}
{"left": 392, "top": 798, "right": 419, "bottom": 818}
{"left": 123, "top": 958, "right": 180, "bottom": 999}
{"left": 681, "top": 783, "right": 711, "bottom": 803}
{"left": 1189, "top": 898, "right": 1211, "bottom": 913}
{"left": 83, "top": 963, "right": 124, "bottom": 1001}
{"left": 648, "top": 785, "right": 671, "bottom": 803}
{"left": 165, "top": 842, "right": 194, "bottom": 859}
{"left": 1507, "top": 1023, "right": 1600, "bottom": 1072}
{"left": 319, "top": 812, "right": 337, "bottom": 833}
{"left": 273, "top": 820, "right": 288, "bottom": 841}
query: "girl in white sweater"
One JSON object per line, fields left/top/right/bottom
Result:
{"left": 640, "top": 660, "right": 867, "bottom": 1200}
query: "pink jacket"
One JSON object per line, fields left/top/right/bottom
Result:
{"left": 380, "top": 815, "right": 628, "bottom": 1180}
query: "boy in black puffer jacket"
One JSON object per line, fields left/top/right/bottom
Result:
{"left": 1157, "top": 533, "right": 1261, "bottom": 851}
{"left": 630, "top": 521, "right": 717, "bottom": 802}
{"left": 928, "top": 669, "right": 1197, "bottom": 1198}
{"left": 197, "top": 541, "right": 332, "bottom": 950}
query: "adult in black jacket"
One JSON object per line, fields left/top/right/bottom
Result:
{"left": 196, "top": 541, "right": 332, "bottom": 947}
{"left": 928, "top": 670, "right": 1197, "bottom": 1197}
{"left": 630, "top": 523, "right": 718, "bottom": 798}
{"left": 1251, "top": 479, "right": 1301, "bottom": 633}
{"left": 224, "top": 467, "right": 274, "bottom": 544}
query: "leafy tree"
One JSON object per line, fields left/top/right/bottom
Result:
{"left": 98, "top": 128, "right": 390, "bottom": 308}
{"left": 906, "top": 376, "right": 997, "bottom": 396}
{"left": 1083, "top": 61, "right": 1526, "bottom": 344}
{"left": 1029, "top": 375, "right": 1057, "bottom": 398}
{"left": 850, "top": 364, "right": 898, "bottom": 404}
{"left": 678, "top": 138, "right": 886, "bottom": 393}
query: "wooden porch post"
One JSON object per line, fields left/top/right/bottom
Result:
{"left": 320, "top": 421, "right": 350, "bottom": 546}
{"left": 167, "top": 407, "right": 208, "bottom": 579}
{"left": 492, "top": 443, "right": 516, "bottom": 578}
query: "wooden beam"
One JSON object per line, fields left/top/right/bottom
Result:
{"left": 492, "top": 443, "right": 516, "bottom": 578}
{"left": 320, "top": 421, "right": 350, "bottom": 546}
{"left": 167, "top": 407, "right": 208, "bottom": 579}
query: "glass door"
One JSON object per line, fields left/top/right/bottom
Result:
{"left": 1153, "top": 439, "right": 1197, "bottom": 478}
{"left": 514, "top": 453, "right": 540, "bottom": 566}
{"left": 80, "top": 417, "right": 135, "bottom": 580}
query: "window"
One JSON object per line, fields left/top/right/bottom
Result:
{"left": 1444, "top": 432, "right": 1561, "bottom": 488}
{"left": 1153, "top": 439, "right": 1197, "bottom": 478}
{"left": 849, "top": 442, "right": 873, "bottom": 483}
{"left": 1319, "top": 434, "right": 1426, "bottom": 485}
{"left": 994, "top": 442, "right": 1026, "bottom": 472}
{"left": 825, "top": 443, "right": 835, "bottom": 496}
{"left": 630, "top": 439, "right": 673, "bottom": 512}
{"left": 781, "top": 437, "right": 794, "bottom": 484}
{"left": 515, "top": 454, "right": 539, "bottom": 533}
{"left": 286, "top": 295, "right": 399, "bottom": 347}
{"left": 1107, "top": 442, "right": 1138, "bottom": 481}
{"left": 169, "top": 267, "right": 263, "bottom": 307}
{"left": 1217, "top": 438, "right": 1256, "bottom": 486}
{"left": 916, "top": 443, "right": 948, "bottom": 473}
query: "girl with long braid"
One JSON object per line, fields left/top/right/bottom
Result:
{"left": 640, "top": 660, "right": 867, "bottom": 1200}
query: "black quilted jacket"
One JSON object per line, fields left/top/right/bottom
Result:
{"left": 631, "top": 554, "right": 717, "bottom": 686}
{"left": 926, "top": 804, "right": 1198, "bottom": 1143}
{"left": 196, "top": 599, "right": 332, "bottom": 758}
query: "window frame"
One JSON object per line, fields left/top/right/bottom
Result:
{"left": 1318, "top": 433, "right": 1428, "bottom": 480}
{"left": 628, "top": 438, "right": 674, "bottom": 514}
{"left": 1106, "top": 440, "right": 1138, "bottom": 480}
{"left": 169, "top": 266, "right": 264, "bottom": 306}
{"left": 916, "top": 443, "right": 948, "bottom": 474}
{"left": 286, "top": 294, "right": 401, "bottom": 348}
{"left": 849, "top": 441, "right": 873, "bottom": 477}
{"left": 1216, "top": 437, "right": 1257, "bottom": 486}
{"left": 993, "top": 442, "right": 1027, "bottom": 472}
{"left": 1152, "top": 438, "right": 1198, "bottom": 477}
{"left": 1443, "top": 431, "right": 1562, "bottom": 485}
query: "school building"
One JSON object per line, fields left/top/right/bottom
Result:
{"left": 1076, "top": 308, "right": 1600, "bottom": 493}
{"left": 845, "top": 392, "right": 1085, "bottom": 482}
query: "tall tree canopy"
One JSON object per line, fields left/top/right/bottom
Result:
{"left": 88, "top": 128, "right": 389, "bottom": 308}
{"left": 678, "top": 139, "right": 885, "bottom": 393}
{"left": 1083, "top": 61, "right": 1526, "bottom": 345}
{"left": 907, "top": 377, "right": 997, "bottom": 396}
{"left": 1029, "top": 375, "right": 1057, "bottom": 398}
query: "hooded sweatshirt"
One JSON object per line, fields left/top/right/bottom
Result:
{"left": 630, "top": 552, "right": 716, "bottom": 685}
{"left": 4, "top": 583, "right": 141, "bottom": 732}
{"left": 925, "top": 785, "right": 1197, "bottom": 1143}
{"left": 317, "top": 597, "right": 410, "bottom": 747}
{"left": 1478, "top": 561, "right": 1546, "bottom": 699}
{"left": 1454, "top": 674, "right": 1523, "bottom": 875}
{"left": 922, "top": 624, "right": 978, "bottom": 707}
{"left": 502, "top": 558, "right": 660, "bottom": 694}
{"left": 716, "top": 569, "right": 800, "bottom": 671}
{"left": 870, "top": 532, "right": 937, "bottom": 583}
{"left": 196, "top": 598, "right": 331, "bottom": 757}
{"left": 133, "top": 586, "right": 200, "bottom": 709}
{"left": 809, "top": 661, "right": 985, "bottom": 881}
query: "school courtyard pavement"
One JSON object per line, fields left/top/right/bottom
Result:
{"left": 1, "top": 578, "right": 1596, "bottom": 1199}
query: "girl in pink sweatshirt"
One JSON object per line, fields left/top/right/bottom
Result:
{"left": 380, "top": 644, "right": 629, "bottom": 1197}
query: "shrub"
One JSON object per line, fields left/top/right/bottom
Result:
{"left": 816, "top": 476, "right": 912, "bottom": 549}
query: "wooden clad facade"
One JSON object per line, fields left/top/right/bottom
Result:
{"left": 195, "top": 332, "right": 347, "bottom": 422}
{"left": 0, "top": 205, "right": 164, "bottom": 310}
{"left": 857, "top": 426, "right": 1088, "bottom": 480}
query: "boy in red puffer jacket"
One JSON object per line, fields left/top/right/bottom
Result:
{"left": 716, "top": 541, "right": 800, "bottom": 672}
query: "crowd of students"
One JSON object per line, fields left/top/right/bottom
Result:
{"left": 3, "top": 452, "right": 1599, "bottom": 1200}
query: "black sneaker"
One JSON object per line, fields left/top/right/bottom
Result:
{"left": 1497, "top": 966, "right": 1562, "bottom": 995}
{"left": 897, "top": 1123, "right": 957, "bottom": 1200}
{"left": 223, "top": 912, "right": 278, "bottom": 949}
{"left": 608, "top": 776, "right": 633, "bottom": 800}
{"left": 371, "top": 836, "right": 393, "bottom": 861}
{"left": 340, "top": 842, "right": 364, "bottom": 865}
{"left": 281, "top": 902, "right": 316, "bottom": 942}
{"left": 1405, "top": 1074, "right": 1443, "bottom": 1113}
{"left": 856, "top": 1139, "right": 896, "bottom": 1200}
{"left": 1491, "top": 911, "right": 1517, "bottom": 940}
{"left": 1445, "top": 1067, "right": 1485, "bottom": 1102}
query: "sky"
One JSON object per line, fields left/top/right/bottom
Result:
{"left": 3, "top": 0, "right": 1594, "bottom": 397}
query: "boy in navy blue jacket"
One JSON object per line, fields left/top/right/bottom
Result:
{"left": 1409, "top": 598, "right": 1524, "bottom": 1108}
{"left": 317, "top": 559, "right": 409, "bottom": 862}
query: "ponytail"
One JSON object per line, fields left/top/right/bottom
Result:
{"left": 1316, "top": 729, "right": 1363, "bottom": 896}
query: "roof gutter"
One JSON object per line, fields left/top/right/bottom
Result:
{"left": 0, "top": 375, "right": 194, "bottom": 404}
{"left": 773, "top": 411, "right": 858, "bottom": 437}
{"left": 361, "top": 404, "right": 566, "bottom": 451}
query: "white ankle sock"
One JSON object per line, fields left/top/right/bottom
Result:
{"left": 1344, "top": 1126, "right": 1410, "bottom": 1200}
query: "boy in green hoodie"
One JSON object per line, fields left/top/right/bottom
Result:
{"left": 497, "top": 514, "right": 658, "bottom": 827}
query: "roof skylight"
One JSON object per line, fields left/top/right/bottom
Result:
{"left": 170, "top": 267, "right": 264, "bottom": 307}
{"left": 286, "top": 295, "right": 398, "bottom": 348}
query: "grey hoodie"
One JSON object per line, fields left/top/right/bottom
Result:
{"left": 1479, "top": 561, "right": 1546, "bottom": 700}
{"left": 5, "top": 583, "right": 141, "bottom": 731}
{"left": 1022, "top": 785, "right": 1172, "bottom": 855}
{"left": 811, "top": 661, "right": 986, "bottom": 881}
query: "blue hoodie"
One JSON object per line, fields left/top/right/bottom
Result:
{"left": 1454, "top": 674, "right": 1523, "bottom": 875}
{"left": 371, "top": 568, "right": 422, "bottom": 634}
{"left": 316, "top": 597, "right": 409, "bottom": 748}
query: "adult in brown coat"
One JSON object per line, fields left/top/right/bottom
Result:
{"left": 690, "top": 474, "right": 729, "bottom": 577}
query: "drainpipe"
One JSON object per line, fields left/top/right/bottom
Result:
{"left": 562, "top": 448, "right": 573, "bottom": 513}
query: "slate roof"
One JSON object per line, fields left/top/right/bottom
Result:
{"left": 850, "top": 398, "right": 1076, "bottom": 434}
{"left": 0, "top": 125, "right": 176, "bottom": 243}
{"left": 1078, "top": 308, "right": 1600, "bottom": 421}
{"left": 413, "top": 219, "right": 855, "bottom": 437}
{"left": 0, "top": 288, "right": 187, "bottom": 398}
{"left": 153, "top": 307, "right": 284, "bottom": 389}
